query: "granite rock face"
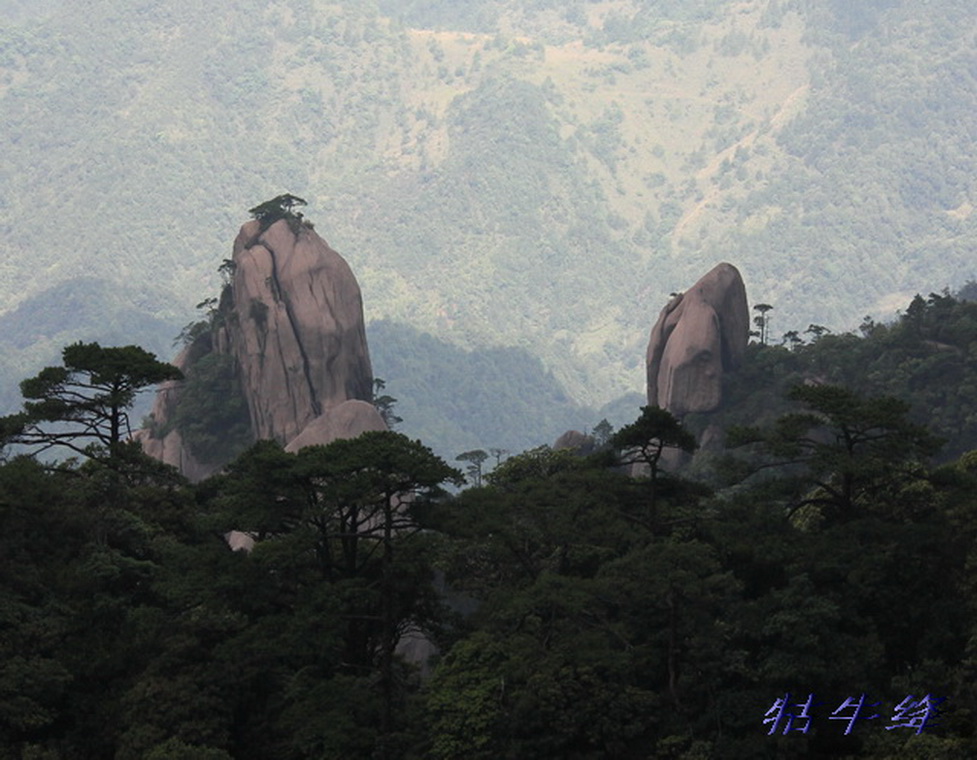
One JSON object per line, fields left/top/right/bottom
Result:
{"left": 646, "top": 263, "right": 748, "bottom": 416}
{"left": 228, "top": 219, "right": 375, "bottom": 444}
{"left": 284, "top": 400, "right": 387, "bottom": 453}
{"left": 138, "top": 217, "right": 379, "bottom": 478}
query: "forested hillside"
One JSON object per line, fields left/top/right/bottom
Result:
{"left": 2, "top": 328, "right": 977, "bottom": 757}
{"left": 682, "top": 288, "right": 977, "bottom": 489}
{"left": 2, "top": 0, "right": 976, "bottom": 435}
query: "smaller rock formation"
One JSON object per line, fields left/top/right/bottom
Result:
{"left": 285, "top": 400, "right": 387, "bottom": 453}
{"left": 553, "top": 429, "right": 597, "bottom": 455}
{"left": 646, "top": 263, "right": 749, "bottom": 417}
{"left": 135, "top": 347, "right": 217, "bottom": 481}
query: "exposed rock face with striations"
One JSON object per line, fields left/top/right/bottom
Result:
{"left": 227, "top": 219, "right": 374, "bottom": 444}
{"left": 646, "top": 262, "right": 749, "bottom": 417}
{"left": 139, "top": 216, "right": 380, "bottom": 478}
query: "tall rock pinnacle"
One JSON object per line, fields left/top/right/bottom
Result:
{"left": 138, "top": 214, "right": 380, "bottom": 479}
{"left": 226, "top": 218, "right": 374, "bottom": 444}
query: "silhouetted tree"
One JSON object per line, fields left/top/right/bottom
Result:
{"left": 805, "top": 323, "right": 830, "bottom": 341}
{"left": 781, "top": 330, "right": 803, "bottom": 350}
{"left": 456, "top": 449, "right": 489, "bottom": 487}
{"left": 488, "top": 447, "right": 509, "bottom": 468}
{"left": 248, "top": 193, "right": 308, "bottom": 228}
{"left": 591, "top": 418, "right": 614, "bottom": 448}
{"left": 372, "top": 378, "right": 403, "bottom": 429}
{"left": 611, "top": 406, "right": 697, "bottom": 522}
{"left": 753, "top": 303, "right": 774, "bottom": 345}
{"left": 1, "top": 342, "right": 182, "bottom": 460}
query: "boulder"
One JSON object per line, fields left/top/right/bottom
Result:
{"left": 646, "top": 263, "right": 748, "bottom": 416}
{"left": 284, "top": 400, "right": 387, "bottom": 453}
{"left": 224, "top": 531, "right": 256, "bottom": 553}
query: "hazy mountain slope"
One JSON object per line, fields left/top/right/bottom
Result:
{"left": 2, "top": 0, "right": 975, "bottom": 425}
{"left": 368, "top": 318, "right": 648, "bottom": 461}
{"left": 0, "top": 278, "right": 175, "bottom": 411}
{"left": 718, "top": 0, "right": 977, "bottom": 327}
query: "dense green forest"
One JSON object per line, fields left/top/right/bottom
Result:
{"left": 3, "top": 0, "right": 977, "bottom": 432}
{"left": 3, "top": 290, "right": 977, "bottom": 758}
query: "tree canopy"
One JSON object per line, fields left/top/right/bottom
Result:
{"left": 727, "top": 383, "right": 943, "bottom": 522}
{"left": 0, "top": 341, "right": 182, "bottom": 460}
{"left": 247, "top": 193, "right": 308, "bottom": 227}
{"left": 1, "top": 339, "right": 976, "bottom": 758}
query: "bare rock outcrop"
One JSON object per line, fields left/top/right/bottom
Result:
{"left": 138, "top": 216, "right": 378, "bottom": 478}
{"left": 284, "top": 400, "right": 387, "bottom": 453}
{"left": 646, "top": 263, "right": 748, "bottom": 416}
{"left": 138, "top": 427, "right": 217, "bottom": 483}
{"left": 228, "top": 219, "right": 374, "bottom": 444}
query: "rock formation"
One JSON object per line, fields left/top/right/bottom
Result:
{"left": 138, "top": 216, "right": 380, "bottom": 478}
{"left": 284, "top": 400, "right": 387, "bottom": 453}
{"left": 227, "top": 218, "right": 374, "bottom": 444}
{"left": 646, "top": 262, "right": 749, "bottom": 417}
{"left": 135, "top": 345, "right": 217, "bottom": 481}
